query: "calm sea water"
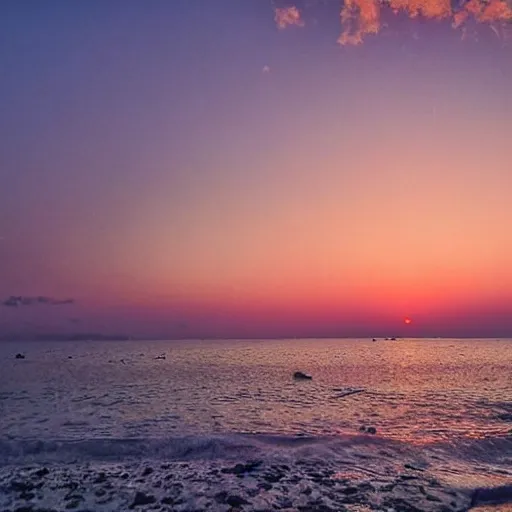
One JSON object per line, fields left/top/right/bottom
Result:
{"left": 1, "top": 338, "right": 511, "bottom": 485}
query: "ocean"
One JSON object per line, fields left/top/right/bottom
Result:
{"left": 1, "top": 338, "right": 511, "bottom": 510}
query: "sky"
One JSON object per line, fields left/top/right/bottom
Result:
{"left": 1, "top": 0, "right": 511, "bottom": 339}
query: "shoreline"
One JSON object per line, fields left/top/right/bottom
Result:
{"left": 1, "top": 434, "right": 511, "bottom": 510}
{"left": 0, "top": 457, "right": 474, "bottom": 512}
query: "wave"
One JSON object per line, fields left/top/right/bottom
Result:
{"left": 430, "top": 436, "right": 512, "bottom": 466}
{"left": 0, "top": 434, "right": 376, "bottom": 465}
{"left": 1, "top": 432, "right": 510, "bottom": 466}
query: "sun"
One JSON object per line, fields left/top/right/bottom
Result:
{"left": 404, "top": 317, "right": 412, "bottom": 325}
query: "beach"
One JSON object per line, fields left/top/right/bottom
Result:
{"left": 1, "top": 338, "right": 511, "bottom": 511}
{"left": 0, "top": 458, "right": 474, "bottom": 512}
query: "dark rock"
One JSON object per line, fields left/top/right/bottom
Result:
{"left": 11, "top": 480, "right": 35, "bottom": 492}
{"left": 214, "top": 490, "right": 251, "bottom": 506}
{"left": 64, "top": 493, "right": 84, "bottom": 502}
{"left": 226, "top": 495, "right": 250, "bottom": 507}
{"left": 366, "top": 426, "right": 377, "bottom": 434}
{"left": 141, "top": 466, "right": 153, "bottom": 476}
{"left": 94, "top": 489, "right": 106, "bottom": 497}
{"left": 278, "top": 498, "right": 293, "bottom": 508}
{"left": 221, "top": 461, "right": 262, "bottom": 475}
{"left": 20, "top": 491, "right": 36, "bottom": 500}
{"left": 93, "top": 472, "right": 107, "bottom": 483}
{"left": 161, "top": 496, "right": 176, "bottom": 505}
{"left": 60, "top": 481, "right": 78, "bottom": 491}
{"left": 358, "top": 483, "right": 375, "bottom": 492}
{"left": 264, "top": 472, "right": 283, "bottom": 483}
{"left": 293, "top": 371, "right": 312, "bottom": 380}
{"left": 341, "top": 486, "right": 359, "bottom": 495}
{"left": 232, "top": 463, "right": 246, "bottom": 475}
{"left": 497, "top": 413, "right": 512, "bottom": 421}
{"left": 153, "top": 480, "right": 162, "bottom": 488}
{"left": 130, "top": 491, "right": 156, "bottom": 508}
{"left": 64, "top": 500, "right": 81, "bottom": 510}
{"left": 34, "top": 467, "right": 50, "bottom": 478}
{"left": 247, "top": 488, "right": 260, "bottom": 498}
{"left": 15, "top": 353, "right": 26, "bottom": 359}
{"left": 258, "top": 482, "right": 273, "bottom": 491}
{"left": 359, "top": 425, "right": 366, "bottom": 432}
{"left": 245, "top": 460, "right": 263, "bottom": 472}
{"left": 14, "top": 507, "right": 34, "bottom": 512}
{"left": 301, "top": 487, "right": 312, "bottom": 495}
{"left": 214, "top": 491, "right": 228, "bottom": 503}
{"left": 404, "top": 463, "right": 425, "bottom": 471}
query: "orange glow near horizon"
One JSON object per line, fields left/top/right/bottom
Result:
{"left": 2, "top": 2, "right": 511, "bottom": 338}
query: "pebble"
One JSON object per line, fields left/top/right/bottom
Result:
{"left": 0, "top": 459, "right": 474, "bottom": 512}
{"left": 130, "top": 491, "right": 156, "bottom": 508}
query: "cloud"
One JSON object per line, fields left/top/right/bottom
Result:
{"left": 275, "top": 6, "right": 305, "bottom": 28}
{"left": 273, "top": 0, "right": 512, "bottom": 44}
{"left": 2, "top": 296, "right": 75, "bottom": 307}
{"left": 339, "top": 0, "right": 381, "bottom": 45}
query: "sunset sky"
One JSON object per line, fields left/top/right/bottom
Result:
{"left": 1, "top": 0, "right": 511, "bottom": 338}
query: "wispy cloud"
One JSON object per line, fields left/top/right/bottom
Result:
{"left": 2, "top": 296, "right": 75, "bottom": 307}
{"left": 273, "top": 0, "right": 512, "bottom": 44}
{"left": 275, "top": 6, "right": 305, "bottom": 28}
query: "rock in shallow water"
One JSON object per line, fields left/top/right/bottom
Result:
{"left": 293, "top": 371, "right": 312, "bottom": 380}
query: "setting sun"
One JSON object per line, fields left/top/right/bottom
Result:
{"left": 404, "top": 318, "right": 412, "bottom": 325}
